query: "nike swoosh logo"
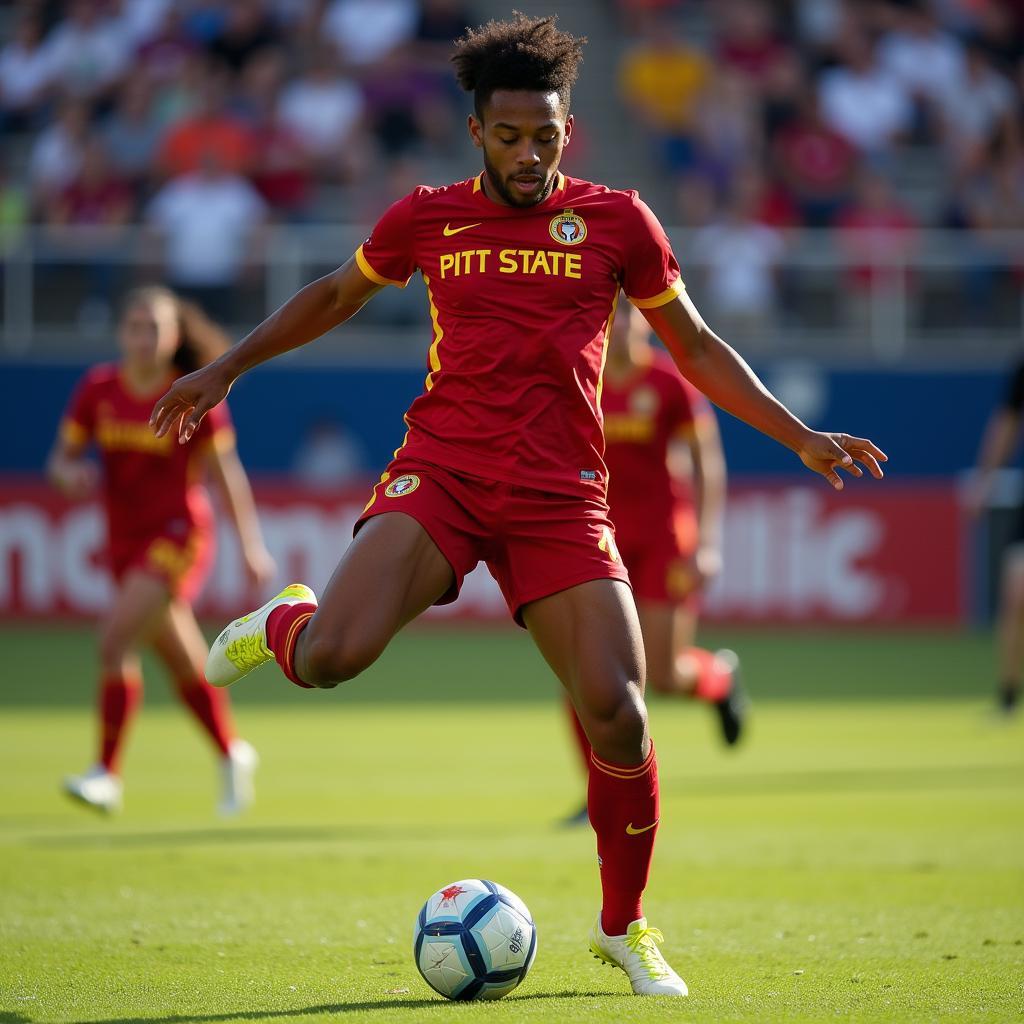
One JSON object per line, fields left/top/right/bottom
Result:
{"left": 443, "top": 222, "right": 482, "bottom": 237}
{"left": 625, "top": 820, "right": 659, "bottom": 835}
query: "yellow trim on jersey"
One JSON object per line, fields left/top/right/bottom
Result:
{"left": 473, "top": 173, "right": 483, "bottom": 193}
{"left": 422, "top": 274, "right": 444, "bottom": 393}
{"left": 554, "top": 172, "right": 566, "bottom": 192}
{"left": 355, "top": 245, "right": 410, "bottom": 289}
{"left": 628, "top": 277, "right": 685, "bottom": 309}
{"left": 595, "top": 290, "right": 621, "bottom": 410}
{"left": 60, "top": 419, "right": 89, "bottom": 447}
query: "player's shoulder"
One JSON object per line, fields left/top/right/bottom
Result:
{"left": 403, "top": 178, "right": 479, "bottom": 208}
{"left": 560, "top": 176, "right": 652, "bottom": 216}
{"left": 79, "top": 362, "right": 120, "bottom": 393}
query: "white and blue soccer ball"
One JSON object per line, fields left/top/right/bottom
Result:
{"left": 413, "top": 878, "right": 537, "bottom": 1001}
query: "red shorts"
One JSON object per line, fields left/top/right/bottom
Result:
{"left": 616, "top": 505, "right": 699, "bottom": 608}
{"left": 108, "top": 524, "right": 214, "bottom": 603}
{"left": 357, "top": 459, "right": 631, "bottom": 625}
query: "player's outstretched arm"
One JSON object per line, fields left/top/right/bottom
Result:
{"left": 151, "top": 257, "right": 381, "bottom": 443}
{"left": 642, "top": 292, "right": 887, "bottom": 491}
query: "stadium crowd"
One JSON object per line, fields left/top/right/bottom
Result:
{"left": 0, "top": 0, "right": 1021, "bottom": 332}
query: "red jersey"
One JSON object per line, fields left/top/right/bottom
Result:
{"left": 60, "top": 364, "right": 234, "bottom": 544}
{"left": 356, "top": 173, "right": 684, "bottom": 498}
{"left": 602, "top": 350, "right": 711, "bottom": 540}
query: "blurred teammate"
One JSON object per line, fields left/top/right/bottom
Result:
{"left": 151, "top": 15, "right": 886, "bottom": 996}
{"left": 967, "top": 354, "right": 1024, "bottom": 715}
{"left": 562, "top": 298, "right": 743, "bottom": 823}
{"left": 47, "top": 286, "right": 274, "bottom": 815}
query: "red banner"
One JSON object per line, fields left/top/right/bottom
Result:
{"left": 0, "top": 478, "right": 964, "bottom": 624}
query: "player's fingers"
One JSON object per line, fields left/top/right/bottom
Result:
{"left": 851, "top": 450, "right": 884, "bottom": 478}
{"left": 179, "top": 398, "right": 212, "bottom": 443}
{"left": 840, "top": 460, "right": 864, "bottom": 478}
{"left": 151, "top": 393, "right": 186, "bottom": 437}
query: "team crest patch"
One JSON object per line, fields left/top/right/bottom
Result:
{"left": 384, "top": 474, "right": 420, "bottom": 498}
{"left": 549, "top": 209, "right": 587, "bottom": 245}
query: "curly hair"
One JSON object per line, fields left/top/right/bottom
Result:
{"left": 120, "top": 285, "right": 230, "bottom": 374}
{"left": 451, "top": 12, "right": 586, "bottom": 119}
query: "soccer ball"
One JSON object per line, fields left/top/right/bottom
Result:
{"left": 413, "top": 878, "right": 537, "bottom": 1000}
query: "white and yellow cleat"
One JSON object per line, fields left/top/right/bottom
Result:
{"left": 589, "top": 915, "right": 689, "bottom": 996}
{"left": 64, "top": 765, "right": 123, "bottom": 814}
{"left": 205, "top": 583, "right": 317, "bottom": 688}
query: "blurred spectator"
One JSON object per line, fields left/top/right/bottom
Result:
{"left": 41, "top": 0, "right": 131, "bottom": 105}
{"left": 939, "top": 40, "right": 1016, "bottom": 172}
{"left": 714, "top": 0, "right": 791, "bottom": 88}
{"left": 109, "top": 0, "right": 174, "bottom": 49}
{"left": 158, "top": 68, "right": 256, "bottom": 177}
{"left": 278, "top": 47, "right": 367, "bottom": 178}
{"left": 292, "top": 416, "right": 368, "bottom": 487}
{"left": 136, "top": 5, "right": 202, "bottom": 85}
{"left": 0, "top": 167, "right": 28, "bottom": 257}
{"left": 207, "top": 0, "right": 278, "bottom": 74}
{"left": 0, "top": 13, "right": 53, "bottom": 131}
{"left": 618, "top": 17, "right": 712, "bottom": 173}
{"left": 675, "top": 172, "right": 717, "bottom": 229}
{"left": 773, "top": 91, "right": 858, "bottom": 226}
{"left": 29, "top": 97, "right": 91, "bottom": 209}
{"left": 835, "top": 169, "right": 918, "bottom": 329}
{"left": 413, "top": 0, "right": 476, "bottom": 66}
{"left": 146, "top": 154, "right": 267, "bottom": 321}
{"left": 238, "top": 50, "right": 314, "bottom": 217}
{"left": 44, "top": 138, "right": 135, "bottom": 317}
{"left": 818, "top": 26, "right": 912, "bottom": 156}
{"left": 691, "top": 67, "right": 763, "bottom": 190}
{"left": 691, "top": 167, "right": 785, "bottom": 341}
{"left": 102, "top": 76, "right": 166, "bottom": 190}
{"left": 321, "top": 0, "right": 419, "bottom": 66}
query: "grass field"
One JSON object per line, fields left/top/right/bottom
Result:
{"left": 1, "top": 624, "right": 1022, "bottom": 1024}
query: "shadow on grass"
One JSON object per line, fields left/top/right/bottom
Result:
{"left": 673, "top": 761, "right": 1020, "bottom": 798}
{"left": 26, "top": 822, "right": 530, "bottom": 851}
{"left": 76, "top": 991, "right": 617, "bottom": 1023}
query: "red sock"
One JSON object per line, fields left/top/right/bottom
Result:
{"left": 99, "top": 673, "right": 142, "bottom": 774}
{"left": 177, "top": 677, "right": 234, "bottom": 756}
{"left": 266, "top": 603, "right": 317, "bottom": 688}
{"left": 565, "top": 697, "right": 592, "bottom": 776}
{"left": 588, "top": 743, "right": 659, "bottom": 935}
{"left": 687, "top": 647, "right": 732, "bottom": 703}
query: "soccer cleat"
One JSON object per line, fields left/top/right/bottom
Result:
{"left": 205, "top": 583, "right": 317, "bottom": 687}
{"left": 218, "top": 738, "right": 259, "bottom": 817}
{"left": 997, "top": 685, "right": 1019, "bottom": 716}
{"left": 589, "top": 915, "right": 688, "bottom": 996}
{"left": 713, "top": 648, "right": 747, "bottom": 746}
{"left": 63, "top": 765, "right": 123, "bottom": 814}
{"left": 558, "top": 801, "right": 590, "bottom": 828}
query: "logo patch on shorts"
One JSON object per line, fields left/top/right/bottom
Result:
{"left": 580, "top": 469, "right": 598, "bottom": 481}
{"left": 598, "top": 526, "right": 620, "bottom": 563}
{"left": 384, "top": 474, "right": 420, "bottom": 498}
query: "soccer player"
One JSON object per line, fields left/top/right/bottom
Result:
{"left": 150, "top": 15, "right": 886, "bottom": 996}
{"left": 966, "top": 354, "right": 1024, "bottom": 715}
{"left": 562, "top": 297, "right": 742, "bottom": 824}
{"left": 48, "top": 286, "right": 275, "bottom": 816}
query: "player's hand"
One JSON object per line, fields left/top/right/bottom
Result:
{"left": 243, "top": 543, "right": 277, "bottom": 590}
{"left": 54, "top": 459, "right": 98, "bottom": 499}
{"left": 150, "top": 363, "right": 232, "bottom": 444}
{"left": 796, "top": 431, "right": 887, "bottom": 491}
{"left": 693, "top": 545, "right": 722, "bottom": 589}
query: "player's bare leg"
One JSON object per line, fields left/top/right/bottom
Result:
{"left": 207, "top": 513, "right": 455, "bottom": 689}
{"left": 151, "top": 600, "right": 256, "bottom": 815}
{"left": 66, "top": 571, "right": 169, "bottom": 813}
{"left": 641, "top": 602, "right": 747, "bottom": 745}
{"left": 524, "top": 579, "right": 687, "bottom": 996}
{"left": 996, "top": 547, "right": 1024, "bottom": 714}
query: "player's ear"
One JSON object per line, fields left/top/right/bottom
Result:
{"left": 563, "top": 113, "right": 573, "bottom": 148}
{"left": 468, "top": 114, "right": 484, "bottom": 149}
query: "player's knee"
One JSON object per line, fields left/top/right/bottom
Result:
{"left": 299, "top": 631, "right": 382, "bottom": 687}
{"left": 585, "top": 686, "right": 649, "bottom": 763}
{"left": 97, "top": 628, "right": 129, "bottom": 673}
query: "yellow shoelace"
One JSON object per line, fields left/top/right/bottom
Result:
{"left": 226, "top": 632, "right": 271, "bottom": 671}
{"left": 624, "top": 926, "right": 671, "bottom": 979}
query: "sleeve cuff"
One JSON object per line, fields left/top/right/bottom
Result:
{"left": 60, "top": 419, "right": 88, "bottom": 446}
{"left": 355, "top": 245, "right": 411, "bottom": 289}
{"left": 628, "top": 276, "right": 685, "bottom": 309}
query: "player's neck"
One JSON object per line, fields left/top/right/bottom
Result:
{"left": 120, "top": 362, "right": 172, "bottom": 398}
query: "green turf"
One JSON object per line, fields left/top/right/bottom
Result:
{"left": 1, "top": 625, "right": 1022, "bottom": 1023}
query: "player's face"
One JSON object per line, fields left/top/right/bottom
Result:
{"left": 470, "top": 90, "right": 572, "bottom": 208}
{"left": 117, "top": 298, "right": 180, "bottom": 370}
